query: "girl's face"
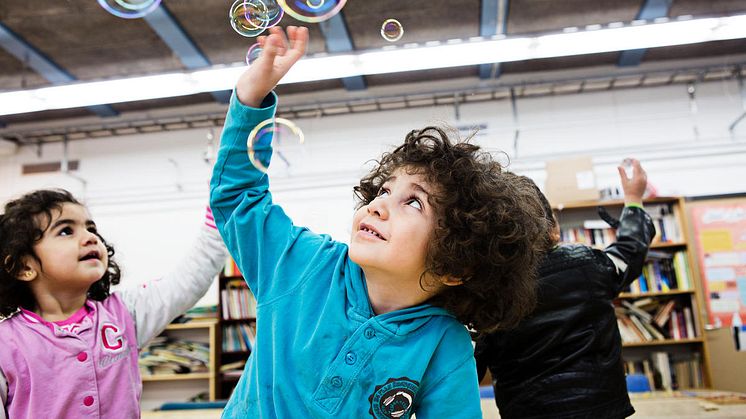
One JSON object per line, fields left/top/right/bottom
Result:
{"left": 22, "top": 203, "right": 108, "bottom": 293}
{"left": 349, "top": 168, "right": 437, "bottom": 282}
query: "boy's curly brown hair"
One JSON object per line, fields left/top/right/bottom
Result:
{"left": 0, "top": 189, "right": 121, "bottom": 318}
{"left": 354, "top": 126, "right": 549, "bottom": 334}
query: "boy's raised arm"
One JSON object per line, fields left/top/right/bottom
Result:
{"left": 603, "top": 159, "right": 656, "bottom": 293}
{"left": 210, "top": 27, "right": 312, "bottom": 299}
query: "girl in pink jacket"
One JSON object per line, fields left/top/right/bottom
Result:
{"left": 0, "top": 189, "right": 227, "bottom": 419}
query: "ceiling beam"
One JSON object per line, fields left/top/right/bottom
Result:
{"left": 0, "top": 23, "right": 118, "bottom": 119}
{"left": 479, "top": 0, "right": 510, "bottom": 79}
{"left": 618, "top": 0, "right": 673, "bottom": 67}
{"left": 319, "top": 14, "right": 366, "bottom": 91}
{"left": 144, "top": 4, "right": 230, "bottom": 103}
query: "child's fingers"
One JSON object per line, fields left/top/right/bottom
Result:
{"left": 268, "top": 26, "right": 289, "bottom": 55}
{"left": 256, "top": 35, "right": 267, "bottom": 47}
{"left": 259, "top": 33, "right": 280, "bottom": 65}
{"left": 617, "top": 166, "right": 628, "bottom": 182}
{"left": 288, "top": 26, "right": 309, "bottom": 57}
{"left": 628, "top": 159, "right": 645, "bottom": 178}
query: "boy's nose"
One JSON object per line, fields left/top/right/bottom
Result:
{"left": 367, "top": 197, "right": 389, "bottom": 219}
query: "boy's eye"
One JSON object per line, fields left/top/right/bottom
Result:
{"left": 407, "top": 198, "right": 423, "bottom": 210}
{"left": 59, "top": 227, "right": 73, "bottom": 236}
{"left": 377, "top": 188, "right": 390, "bottom": 198}
{"left": 88, "top": 226, "right": 98, "bottom": 234}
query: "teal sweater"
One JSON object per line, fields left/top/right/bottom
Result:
{"left": 210, "top": 91, "right": 481, "bottom": 418}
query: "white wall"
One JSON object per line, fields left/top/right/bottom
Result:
{"left": 2, "top": 79, "right": 746, "bottom": 292}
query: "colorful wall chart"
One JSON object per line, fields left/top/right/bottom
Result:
{"left": 688, "top": 198, "right": 746, "bottom": 327}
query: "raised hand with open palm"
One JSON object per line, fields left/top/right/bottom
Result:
{"left": 236, "top": 26, "right": 309, "bottom": 107}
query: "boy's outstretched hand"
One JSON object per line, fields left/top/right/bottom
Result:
{"left": 617, "top": 158, "right": 647, "bottom": 205}
{"left": 236, "top": 26, "right": 309, "bottom": 107}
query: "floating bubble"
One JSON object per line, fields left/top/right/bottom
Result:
{"left": 263, "top": 0, "right": 285, "bottom": 29}
{"left": 245, "top": 43, "right": 263, "bottom": 66}
{"left": 230, "top": 0, "right": 270, "bottom": 37}
{"left": 97, "top": 0, "right": 161, "bottom": 19}
{"left": 247, "top": 118, "right": 305, "bottom": 173}
{"left": 381, "top": 19, "right": 403, "bottom": 42}
{"left": 277, "top": 0, "right": 346, "bottom": 23}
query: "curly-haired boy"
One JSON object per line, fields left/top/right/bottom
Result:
{"left": 210, "top": 26, "right": 548, "bottom": 418}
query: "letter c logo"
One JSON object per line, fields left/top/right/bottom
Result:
{"left": 101, "top": 323, "right": 124, "bottom": 352}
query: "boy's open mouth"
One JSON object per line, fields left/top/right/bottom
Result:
{"left": 359, "top": 223, "right": 386, "bottom": 241}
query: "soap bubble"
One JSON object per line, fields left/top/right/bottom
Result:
{"left": 97, "top": 0, "right": 161, "bottom": 19}
{"left": 381, "top": 19, "right": 403, "bottom": 42}
{"left": 230, "top": 0, "right": 284, "bottom": 36}
{"left": 247, "top": 118, "right": 305, "bottom": 173}
{"left": 245, "top": 43, "right": 263, "bottom": 65}
{"left": 277, "top": 0, "right": 346, "bottom": 23}
{"left": 230, "top": 0, "right": 269, "bottom": 37}
{"left": 264, "top": 0, "right": 285, "bottom": 29}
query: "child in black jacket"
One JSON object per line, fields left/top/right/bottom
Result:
{"left": 475, "top": 159, "right": 655, "bottom": 419}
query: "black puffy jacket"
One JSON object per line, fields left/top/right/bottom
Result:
{"left": 475, "top": 206, "right": 655, "bottom": 419}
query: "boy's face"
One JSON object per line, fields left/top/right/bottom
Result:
{"left": 22, "top": 203, "right": 108, "bottom": 292}
{"left": 350, "top": 168, "right": 437, "bottom": 282}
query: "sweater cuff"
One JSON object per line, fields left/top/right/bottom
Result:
{"left": 625, "top": 202, "right": 644, "bottom": 209}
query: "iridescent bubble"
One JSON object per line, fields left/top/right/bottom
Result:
{"left": 247, "top": 118, "right": 305, "bottom": 173}
{"left": 263, "top": 0, "right": 285, "bottom": 29}
{"left": 230, "top": 0, "right": 269, "bottom": 37}
{"left": 245, "top": 43, "right": 263, "bottom": 66}
{"left": 97, "top": 0, "right": 161, "bottom": 19}
{"left": 277, "top": 0, "right": 346, "bottom": 23}
{"left": 381, "top": 19, "right": 403, "bottom": 42}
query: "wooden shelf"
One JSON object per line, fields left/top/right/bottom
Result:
{"left": 164, "top": 319, "right": 218, "bottom": 330}
{"left": 618, "top": 290, "right": 695, "bottom": 299}
{"left": 141, "top": 372, "right": 212, "bottom": 382}
{"left": 553, "top": 196, "right": 680, "bottom": 211}
{"left": 623, "top": 338, "right": 704, "bottom": 348}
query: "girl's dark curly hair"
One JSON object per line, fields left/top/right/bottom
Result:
{"left": 354, "top": 126, "right": 550, "bottom": 333}
{"left": 0, "top": 189, "right": 121, "bottom": 318}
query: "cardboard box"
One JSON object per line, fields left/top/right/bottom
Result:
{"left": 544, "top": 156, "right": 598, "bottom": 206}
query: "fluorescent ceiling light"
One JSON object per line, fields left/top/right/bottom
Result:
{"left": 1, "top": 14, "right": 745, "bottom": 117}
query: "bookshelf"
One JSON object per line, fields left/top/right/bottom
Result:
{"left": 139, "top": 319, "right": 219, "bottom": 406}
{"left": 217, "top": 257, "right": 257, "bottom": 399}
{"left": 554, "top": 196, "right": 712, "bottom": 391}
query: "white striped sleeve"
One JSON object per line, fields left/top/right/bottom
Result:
{"left": 117, "top": 225, "right": 228, "bottom": 348}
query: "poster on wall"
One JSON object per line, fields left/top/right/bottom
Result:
{"left": 688, "top": 199, "right": 746, "bottom": 327}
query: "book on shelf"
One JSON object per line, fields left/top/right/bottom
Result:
{"left": 646, "top": 203, "right": 684, "bottom": 244}
{"left": 559, "top": 222, "right": 617, "bottom": 247}
{"left": 219, "top": 359, "right": 246, "bottom": 377}
{"left": 222, "top": 322, "right": 256, "bottom": 353}
{"left": 625, "top": 250, "right": 692, "bottom": 294}
{"left": 625, "top": 352, "right": 703, "bottom": 391}
{"left": 139, "top": 336, "right": 210, "bottom": 376}
{"left": 559, "top": 202, "right": 684, "bottom": 248}
{"left": 616, "top": 299, "right": 698, "bottom": 343}
{"left": 172, "top": 304, "right": 218, "bottom": 323}
{"left": 221, "top": 279, "right": 257, "bottom": 320}
{"left": 223, "top": 256, "right": 242, "bottom": 277}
